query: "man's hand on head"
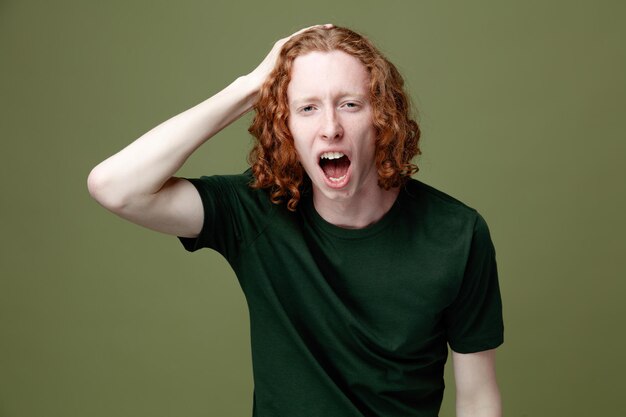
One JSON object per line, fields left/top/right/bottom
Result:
{"left": 246, "top": 24, "right": 334, "bottom": 90}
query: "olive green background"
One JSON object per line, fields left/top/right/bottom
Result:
{"left": 1, "top": 0, "right": 624, "bottom": 416}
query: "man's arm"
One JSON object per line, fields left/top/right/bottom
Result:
{"left": 87, "top": 24, "right": 332, "bottom": 238}
{"left": 452, "top": 348, "right": 501, "bottom": 417}
{"left": 87, "top": 75, "right": 258, "bottom": 238}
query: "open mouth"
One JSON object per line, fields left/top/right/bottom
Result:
{"left": 319, "top": 151, "right": 351, "bottom": 182}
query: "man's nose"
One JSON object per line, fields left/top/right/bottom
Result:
{"left": 320, "top": 109, "right": 343, "bottom": 141}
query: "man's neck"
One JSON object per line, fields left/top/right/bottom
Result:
{"left": 312, "top": 186, "right": 400, "bottom": 229}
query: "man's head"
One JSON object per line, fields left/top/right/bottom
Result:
{"left": 248, "top": 26, "right": 421, "bottom": 211}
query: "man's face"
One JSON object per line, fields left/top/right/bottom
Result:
{"left": 287, "top": 50, "right": 378, "bottom": 204}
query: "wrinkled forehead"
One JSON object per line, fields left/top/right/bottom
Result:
{"left": 287, "top": 50, "right": 370, "bottom": 104}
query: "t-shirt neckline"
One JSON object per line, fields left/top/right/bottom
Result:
{"left": 302, "top": 189, "right": 403, "bottom": 239}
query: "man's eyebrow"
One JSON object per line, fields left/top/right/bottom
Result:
{"left": 290, "top": 97, "right": 316, "bottom": 106}
{"left": 290, "top": 93, "right": 368, "bottom": 106}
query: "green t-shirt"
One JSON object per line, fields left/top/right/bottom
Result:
{"left": 178, "top": 170, "right": 504, "bottom": 417}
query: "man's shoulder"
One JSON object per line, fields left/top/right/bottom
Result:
{"left": 190, "top": 168, "right": 261, "bottom": 196}
{"left": 187, "top": 168, "right": 274, "bottom": 211}
{"left": 403, "top": 177, "right": 478, "bottom": 216}
{"left": 400, "top": 178, "right": 488, "bottom": 245}
{"left": 194, "top": 168, "right": 254, "bottom": 187}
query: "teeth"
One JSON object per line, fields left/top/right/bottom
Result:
{"left": 320, "top": 151, "right": 344, "bottom": 160}
{"left": 329, "top": 174, "right": 347, "bottom": 182}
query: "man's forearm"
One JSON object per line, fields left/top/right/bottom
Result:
{"left": 87, "top": 75, "right": 259, "bottom": 208}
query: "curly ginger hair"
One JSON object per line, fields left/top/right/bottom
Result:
{"left": 248, "top": 26, "right": 421, "bottom": 211}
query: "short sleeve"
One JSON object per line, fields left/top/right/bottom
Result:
{"left": 444, "top": 212, "right": 504, "bottom": 353}
{"left": 176, "top": 175, "right": 242, "bottom": 259}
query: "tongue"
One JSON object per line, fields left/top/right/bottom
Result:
{"left": 320, "top": 155, "right": 350, "bottom": 178}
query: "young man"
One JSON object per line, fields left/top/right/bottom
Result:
{"left": 88, "top": 25, "right": 503, "bottom": 417}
